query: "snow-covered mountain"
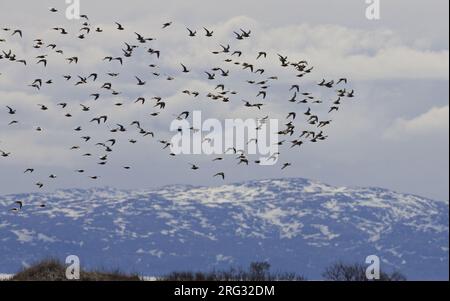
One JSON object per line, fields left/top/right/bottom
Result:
{"left": 0, "top": 178, "right": 448, "bottom": 280}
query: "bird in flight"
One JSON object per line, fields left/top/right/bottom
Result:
{"left": 135, "top": 76, "right": 146, "bottom": 85}
{"left": 189, "top": 164, "right": 200, "bottom": 170}
{"left": 12, "top": 29, "right": 22, "bottom": 38}
{"left": 187, "top": 28, "right": 197, "bottom": 37}
{"left": 15, "top": 201, "right": 23, "bottom": 210}
{"left": 180, "top": 63, "right": 190, "bottom": 73}
{"left": 6, "top": 106, "right": 16, "bottom": 114}
{"left": 214, "top": 172, "right": 225, "bottom": 180}
{"left": 0, "top": 7, "right": 356, "bottom": 203}
{"left": 162, "top": 22, "right": 172, "bottom": 29}
{"left": 115, "top": 22, "right": 125, "bottom": 30}
{"left": 204, "top": 27, "right": 214, "bottom": 37}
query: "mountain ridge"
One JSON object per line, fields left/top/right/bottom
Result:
{"left": 0, "top": 178, "right": 448, "bottom": 280}
{"left": 3, "top": 177, "right": 446, "bottom": 204}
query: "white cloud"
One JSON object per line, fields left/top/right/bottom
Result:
{"left": 256, "top": 24, "right": 449, "bottom": 80}
{"left": 384, "top": 105, "right": 449, "bottom": 138}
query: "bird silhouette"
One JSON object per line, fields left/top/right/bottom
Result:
{"left": 214, "top": 172, "right": 225, "bottom": 180}
{"left": 187, "top": 28, "right": 197, "bottom": 37}
{"left": 0, "top": 8, "right": 356, "bottom": 201}
{"left": 204, "top": 27, "right": 214, "bottom": 37}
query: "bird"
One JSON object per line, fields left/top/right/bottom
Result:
{"left": 232, "top": 50, "right": 242, "bottom": 57}
{"left": 189, "top": 164, "right": 199, "bottom": 170}
{"left": 214, "top": 172, "right": 225, "bottom": 180}
{"left": 287, "top": 112, "right": 296, "bottom": 120}
{"left": 37, "top": 104, "right": 48, "bottom": 111}
{"left": 291, "top": 140, "right": 303, "bottom": 148}
{"left": 257, "top": 52, "right": 267, "bottom": 59}
{"left": 148, "top": 48, "right": 160, "bottom": 58}
{"left": 66, "top": 56, "right": 78, "bottom": 64}
{"left": 88, "top": 73, "right": 98, "bottom": 81}
{"left": 176, "top": 111, "right": 190, "bottom": 120}
{"left": 14, "top": 201, "right": 23, "bottom": 210}
{"left": 337, "top": 78, "right": 348, "bottom": 85}
{"left": 187, "top": 28, "right": 197, "bottom": 37}
{"left": 234, "top": 31, "right": 243, "bottom": 40}
{"left": 0, "top": 150, "right": 11, "bottom": 157}
{"left": 37, "top": 58, "right": 47, "bottom": 67}
{"left": 134, "top": 97, "right": 146, "bottom": 105}
{"left": 288, "top": 92, "right": 297, "bottom": 103}
{"left": 329, "top": 106, "right": 339, "bottom": 113}
{"left": 115, "top": 22, "right": 125, "bottom": 30}
{"left": 135, "top": 76, "right": 146, "bottom": 86}
{"left": 281, "top": 163, "right": 292, "bottom": 170}
{"left": 205, "top": 71, "right": 215, "bottom": 80}
{"left": 347, "top": 90, "right": 355, "bottom": 98}
{"left": 304, "top": 108, "right": 312, "bottom": 116}
{"left": 220, "top": 44, "right": 231, "bottom": 53}
{"left": 6, "top": 106, "right": 16, "bottom": 114}
{"left": 12, "top": 29, "right": 22, "bottom": 38}
{"left": 240, "top": 29, "right": 251, "bottom": 38}
{"left": 180, "top": 63, "right": 190, "bottom": 73}
{"left": 290, "top": 85, "right": 300, "bottom": 92}
{"left": 203, "top": 27, "right": 213, "bottom": 37}
{"left": 53, "top": 27, "right": 68, "bottom": 34}
{"left": 90, "top": 115, "right": 108, "bottom": 124}
{"left": 257, "top": 91, "right": 267, "bottom": 99}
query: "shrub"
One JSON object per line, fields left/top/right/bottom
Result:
{"left": 159, "top": 262, "right": 306, "bottom": 281}
{"left": 322, "top": 261, "right": 407, "bottom": 281}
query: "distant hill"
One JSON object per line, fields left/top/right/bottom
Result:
{"left": 6, "top": 259, "right": 140, "bottom": 281}
{"left": 0, "top": 178, "right": 448, "bottom": 280}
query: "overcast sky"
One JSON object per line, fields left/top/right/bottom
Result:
{"left": 0, "top": 0, "right": 448, "bottom": 200}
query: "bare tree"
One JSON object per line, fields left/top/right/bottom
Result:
{"left": 323, "top": 262, "right": 407, "bottom": 281}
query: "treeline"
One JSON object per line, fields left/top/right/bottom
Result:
{"left": 4, "top": 259, "right": 406, "bottom": 281}
{"left": 161, "top": 261, "right": 406, "bottom": 281}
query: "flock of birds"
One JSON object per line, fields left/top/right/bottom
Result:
{"left": 1, "top": 7, "right": 355, "bottom": 212}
